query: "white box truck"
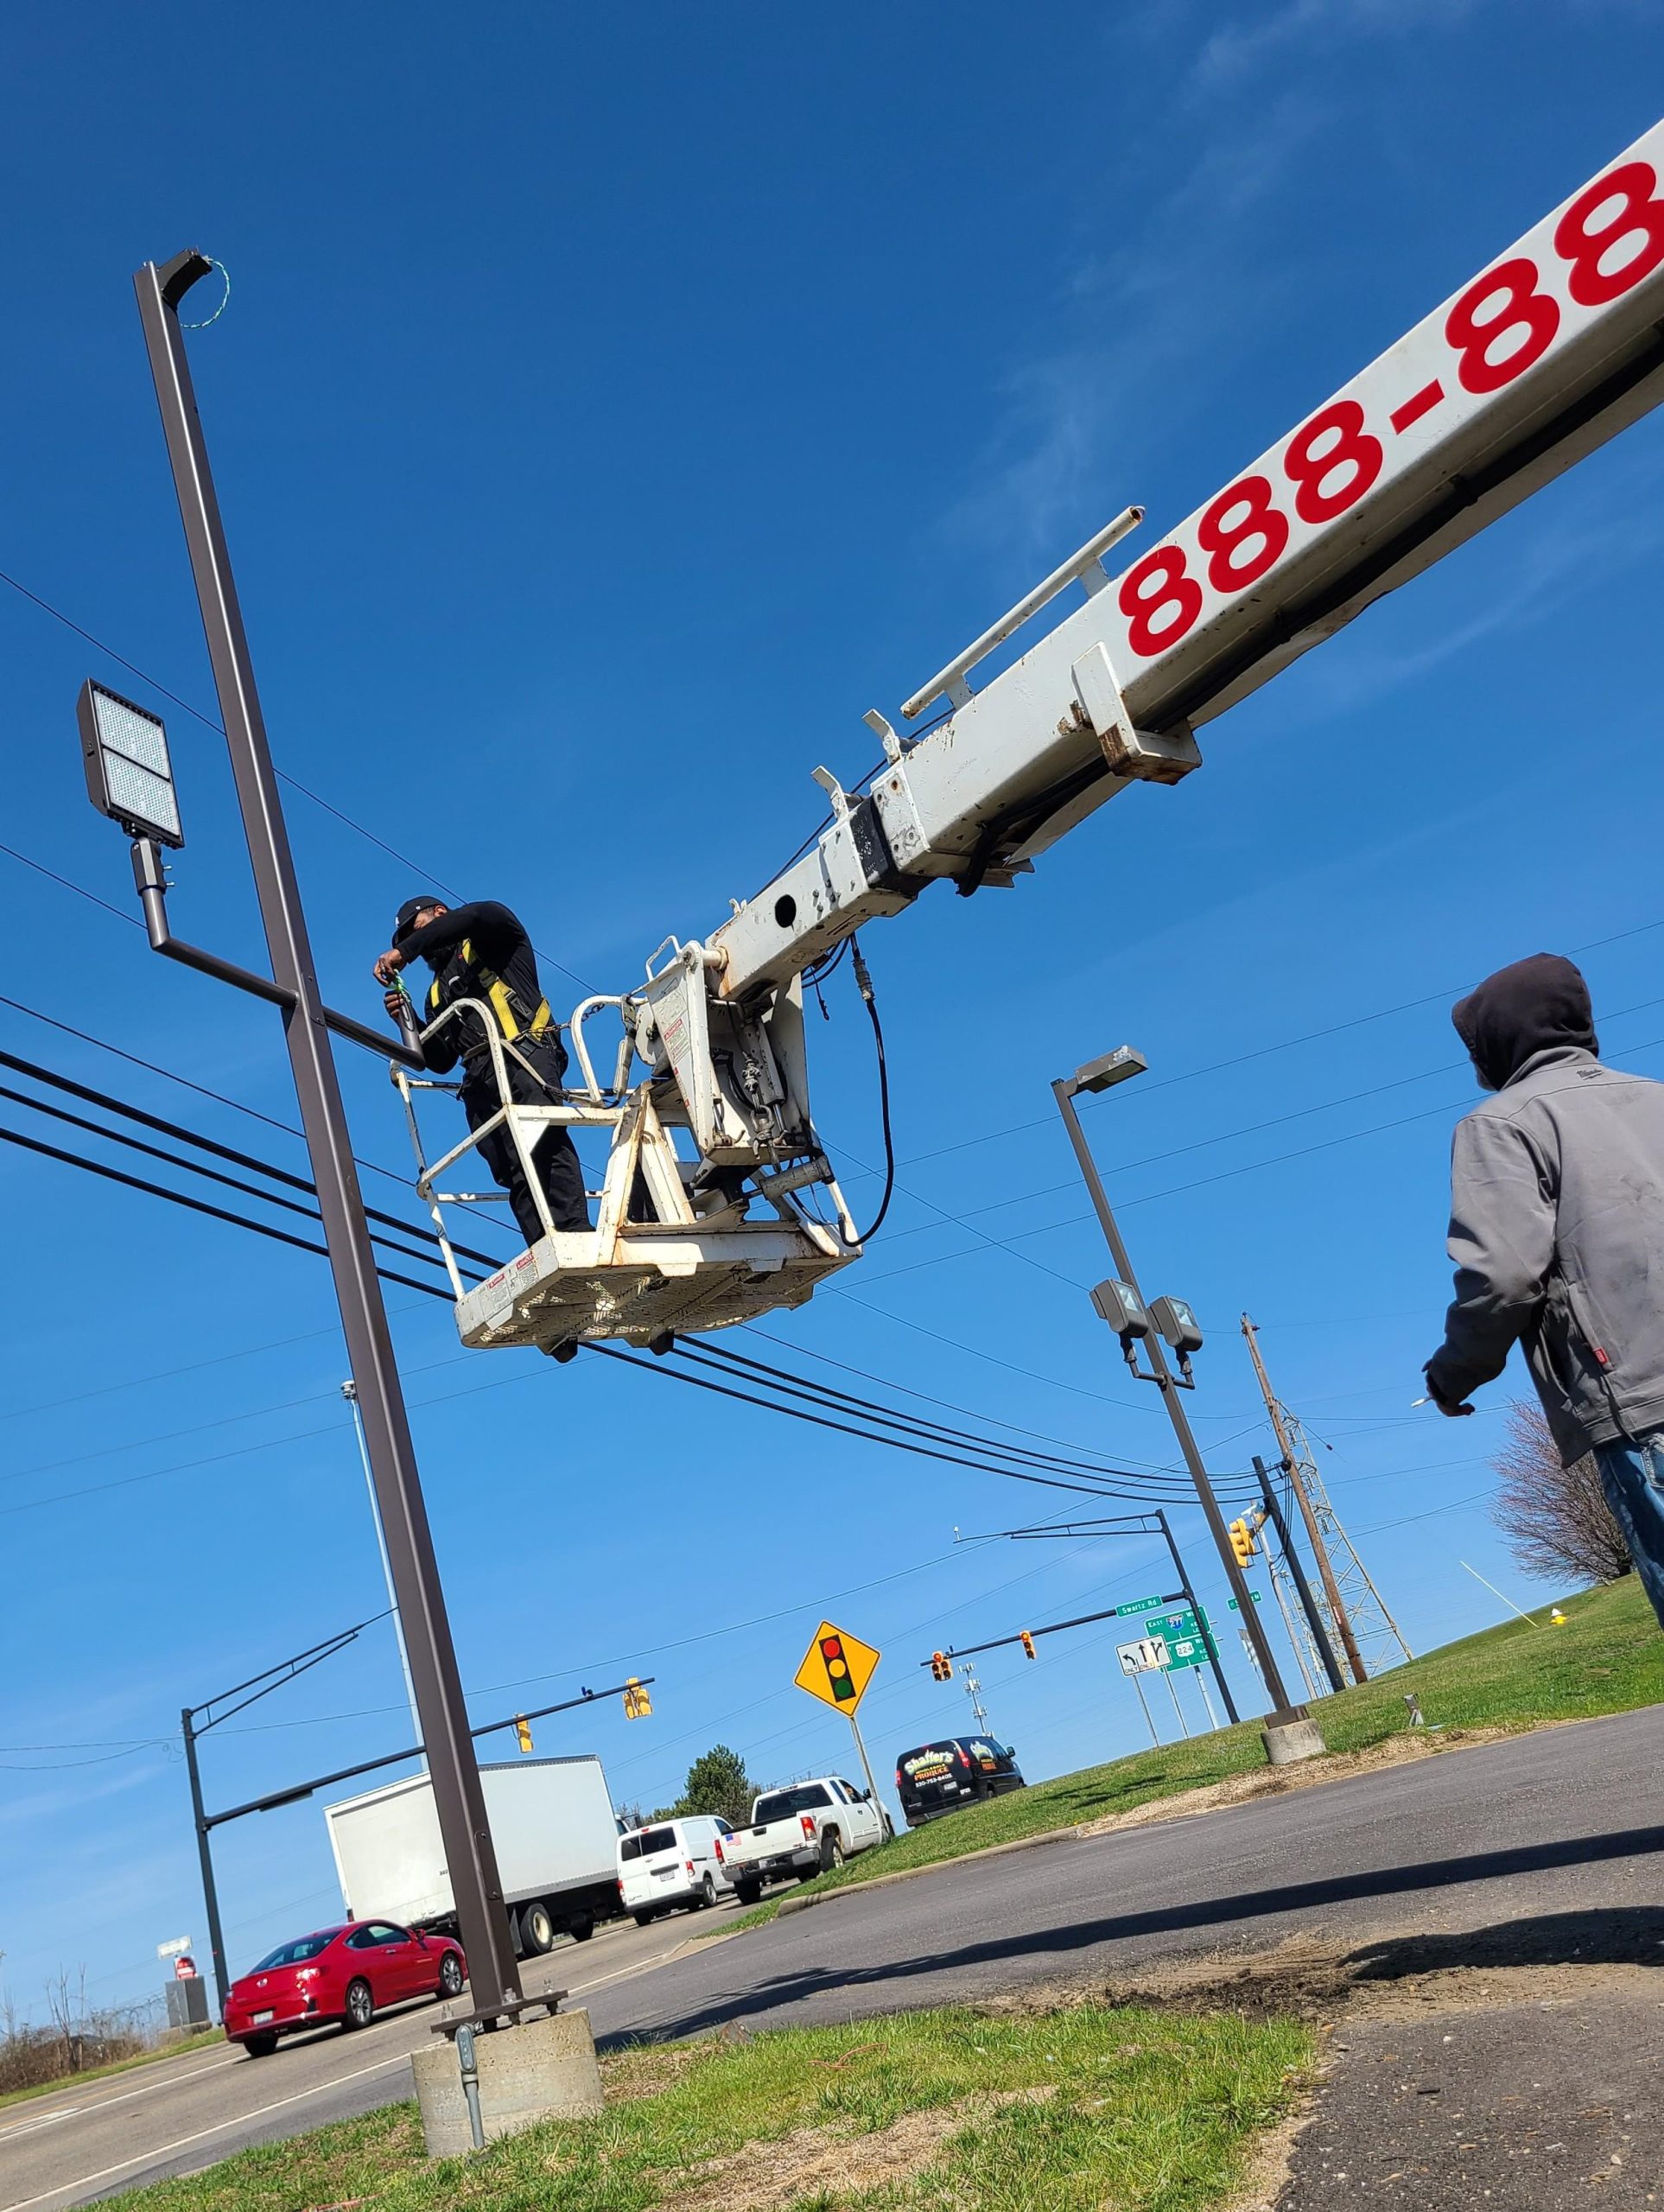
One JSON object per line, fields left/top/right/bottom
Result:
{"left": 324, "top": 1755, "right": 619, "bottom": 1957}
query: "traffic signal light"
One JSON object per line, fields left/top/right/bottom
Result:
{"left": 514, "top": 1714, "right": 533, "bottom": 1753}
{"left": 1229, "top": 1517, "right": 1255, "bottom": 1568}
{"left": 819, "top": 1632, "right": 857, "bottom": 1703}
{"left": 1019, "top": 1630, "right": 1037, "bottom": 1660}
{"left": 930, "top": 1649, "right": 952, "bottom": 1681}
{"left": 622, "top": 1676, "right": 652, "bottom": 1719}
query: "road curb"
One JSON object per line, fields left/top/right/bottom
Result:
{"left": 774, "top": 1823, "right": 1089, "bottom": 1916}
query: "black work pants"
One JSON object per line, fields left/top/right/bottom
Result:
{"left": 460, "top": 1040, "right": 590, "bottom": 1243}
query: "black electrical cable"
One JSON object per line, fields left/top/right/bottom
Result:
{"left": 0, "top": 989, "right": 507, "bottom": 1220}
{"left": 0, "top": 1122, "right": 455, "bottom": 1301}
{"left": 5, "top": 1113, "right": 1209, "bottom": 1503}
{"left": 837, "top": 937, "right": 895, "bottom": 1247}
{"left": 0, "top": 1041, "right": 504, "bottom": 1270}
{"left": 589, "top": 1342, "right": 1124, "bottom": 1497}
{"left": 673, "top": 1339, "right": 1219, "bottom": 1495}
{"left": 0, "top": 1081, "right": 456, "bottom": 1279}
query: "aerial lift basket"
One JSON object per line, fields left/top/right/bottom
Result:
{"left": 392, "top": 976, "right": 859, "bottom": 1358}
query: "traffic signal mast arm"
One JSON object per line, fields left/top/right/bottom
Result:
{"left": 708, "top": 124, "right": 1664, "bottom": 1006}
{"left": 921, "top": 1599, "right": 1186, "bottom": 1667}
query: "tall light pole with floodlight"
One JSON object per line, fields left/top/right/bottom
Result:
{"left": 1051, "top": 1048, "right": 1324, "bottom": 1761}
{"left": 77, "top": 248, "right": 524, "bottom": 2023}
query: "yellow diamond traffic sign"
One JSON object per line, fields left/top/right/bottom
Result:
{"left": 794, "top": 1620, "right": 880, "bottom": 1715}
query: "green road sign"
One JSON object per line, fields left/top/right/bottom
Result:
{"left": 1226, "top": 1592, "right": 1263, "bottom": 1611}
{"left": 1144, "top": 1610, "right": 1197, "bottom": 1640}
{"left": 1162, "top": 1635, "right": 1209, "bottom": 1671}
{"left": 1115, "top": 1593, "right": 1166, "bottom": 1616}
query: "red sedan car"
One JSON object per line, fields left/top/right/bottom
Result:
{"left": 224, "top": 1919, "right": 466, "bottom": 2056}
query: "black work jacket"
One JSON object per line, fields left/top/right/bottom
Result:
{"left": 398, "top": 902, "right": 561, "bottom": 1092}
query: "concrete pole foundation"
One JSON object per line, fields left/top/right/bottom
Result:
{"left": 412, "top": 2008, "right": 604, "bottom": 2157}
{"left": 1261, "top": 1717, "right": 1326, "bottom": 1765}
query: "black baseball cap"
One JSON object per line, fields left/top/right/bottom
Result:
{"left": 392, "top": 895, "right": 444, "bottom": 946}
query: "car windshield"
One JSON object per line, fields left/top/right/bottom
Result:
{"left": 753, "top": 1784, "right": 830, "bottom": 1820}
{"left": 249, "top": 1931, "right": 340, "bottom": 1971}
{"left": 620, "top": 1826, "right": 678, "bottom": 1860}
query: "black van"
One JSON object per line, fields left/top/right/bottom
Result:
{"left": 893, "top": 1736, "right": 1026, "bottom": 1827}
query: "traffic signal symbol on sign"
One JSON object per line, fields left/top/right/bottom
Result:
{"left": 622, "top": 1677, "right": 652, "bottom": 1719}
{"left": 514, "top": 1715, "right": 534, "bottom": 1753}
{"left": 795, "top": 1620, "right": 880, "bottom": 1714}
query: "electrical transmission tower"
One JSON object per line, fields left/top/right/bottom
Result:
{"left": 1241, "top": 1315, "right": 1413, "bottom": 1682}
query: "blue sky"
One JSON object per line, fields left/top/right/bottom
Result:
{"left": 4, "top": 1, "right": 1663, "bottom": 2019}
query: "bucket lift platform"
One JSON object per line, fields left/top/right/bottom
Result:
{"left": 394, "top": 971, "right": 860, "bottom": 1358}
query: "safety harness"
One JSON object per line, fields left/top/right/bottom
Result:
{"left": 428, "top": 938, "right": 565, "bottom": 1092}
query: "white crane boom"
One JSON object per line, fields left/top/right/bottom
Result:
{"left": 408, "top": 120, "right": 1664, "bottom": 1358}
{"left": 710, "top": 119, "right": 1664, "bottom": 1006}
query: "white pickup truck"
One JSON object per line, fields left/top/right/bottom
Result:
{"left": 723, "top": 1776, "right": 888, "bottom": 1903}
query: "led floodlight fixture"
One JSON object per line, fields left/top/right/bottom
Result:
{"left": 1069, "top": 1046, "right": 1147, "bottom": 1096}
{"left": 1091, "top": 1278, "right": 1151, "bottom": 1340}
{"left": 79, "top": 678, "right": 183, "bottom": 848}
{"left": 1149, "top": 1294, "right": 1204, "bottom": 1355}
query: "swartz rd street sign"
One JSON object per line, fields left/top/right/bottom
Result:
{"left": 1114, "top": 1593, "right": 1166, "bottom": 1616}
{"left": 795, "top": 1621, "right": 880, "bottom": 1714}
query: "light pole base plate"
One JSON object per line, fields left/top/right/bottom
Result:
{"left": 1261, "top": 1717, "right": 1326, "bottom": 1766}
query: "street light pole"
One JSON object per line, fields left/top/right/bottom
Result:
{"left": 134, "top": 248, "right": 520, "bottom": 2017}
{"left": 343, "top": 1380, "right": 423, "bottom": 1760}
{"left": 1051, "top": 1065, "right": 1316, "bottom": 1744}
{"left": 181, "top": 1707, "right": 230, "bottom": 2021}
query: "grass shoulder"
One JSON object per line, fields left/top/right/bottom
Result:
{"left": 0, "top": 2031, "right": 222, "bottom": 2113}
{"left": 102, "top": 2003, "right": 1312, "bottom": 2212}
{"left": 719, "top": 1575, "right": 1661, "bottom": 1928}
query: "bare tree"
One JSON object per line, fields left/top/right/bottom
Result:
{"left": 1490, "top": 1398, "right": 1632, "bottom": 1586}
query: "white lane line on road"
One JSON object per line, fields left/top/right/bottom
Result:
{"left": 0, "top": 2114, "right": 79, "bottom": 2144}
{"left": 0, "top": 2052, "right": 410, "bottom": 2212}
{"left": 0, "top": 2049, "right": 245, "bottom": 2143}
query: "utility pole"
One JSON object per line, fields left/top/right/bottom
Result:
{"left": 132, "top": 249, "right": 521, "bottom": 2019}
{"left": 1242, "top": 1315, "right": 1412, "bottom": 1681}
{"left": 1051, "top": 1060, "right": 1315, "bottom": 1748}
{"left": 1253, "top": 1456, "right": 1345, "bottom": 1694}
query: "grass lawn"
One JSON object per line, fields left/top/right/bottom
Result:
{"left": 102, "top": 2005, "right": 1312, "bottom": 2212}
{"left": 0, "top": 2031, "right": 222, "bottom": 2113}
{"left": 721, "top": 1572, "right": 1662, "bottom": 1929}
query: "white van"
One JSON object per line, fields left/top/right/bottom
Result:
{"left": 616, "top": 1815, "right": 734, "bottom": 1923}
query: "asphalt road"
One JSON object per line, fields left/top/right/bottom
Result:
{"left": 0, "top": 1898, "right": 750, "bottom": 2212}
{"left": 8, "top": 1707, "right": 1660, "bottom": 2209}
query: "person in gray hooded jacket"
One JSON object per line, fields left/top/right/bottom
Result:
{"left": 1424, "top": 952, "right": 1664, "bottom": 1627}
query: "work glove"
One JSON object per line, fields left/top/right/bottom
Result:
{"left": 1423, "top": 1351, "right": 1475, "bottom": 1418}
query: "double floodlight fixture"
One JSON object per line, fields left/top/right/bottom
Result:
{"left": 79, "top": 679, "right": 183, "bottom": 849}
{"left": 1091, "top": 1279, "right": 1204, "bottom": 1386}
{"left": 1064, "top": 1044, "right": 1147, "bottom": 1098}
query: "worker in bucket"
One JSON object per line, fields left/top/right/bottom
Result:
{"left": 374, "top": 897, "right": 590, "bottom": 1245}
{"left": 1423, "top": 952, "right": 1664, "bottom": 1630}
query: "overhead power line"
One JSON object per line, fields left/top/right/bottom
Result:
{"left": 6, "top": 1103, "right": 1223, "bottom": 1514}
{"left": 0, "top": 1039, "right": 500, "bottom": 1270}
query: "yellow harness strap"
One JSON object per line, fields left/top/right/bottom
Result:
{"left": 428, "top": 938, "right": 552, "bottom": 1043}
